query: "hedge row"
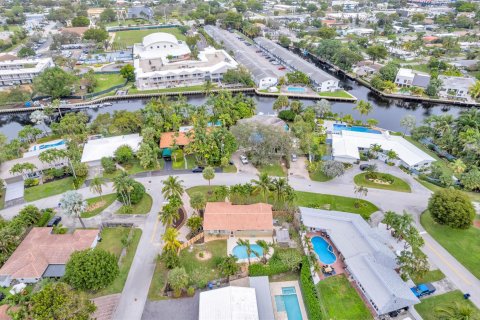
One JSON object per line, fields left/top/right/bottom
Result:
{"left": 300, "top": 257, "right": 323, "bottom": 320}
{"left": 248, "top": 261, "right": 290, "bottom": 276}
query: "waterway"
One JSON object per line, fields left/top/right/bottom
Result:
{"left": 0, "top": 77, "right": 470, "bottom": 140}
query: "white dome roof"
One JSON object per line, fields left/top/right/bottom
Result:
{"left": 142, "top": 32, "right": 179, "bottom": 47}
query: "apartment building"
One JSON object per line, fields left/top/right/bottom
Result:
{"left": 0, "top": 58, "right": 54, "bottom": 87}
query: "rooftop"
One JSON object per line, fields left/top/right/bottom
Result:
{"left": 81, "top": 134, "right": 143, "bottom": 163}
{"left": 159, "top": 131, "right": 191, "bottom": 149}
{"left": 199, "top": 286, "right": 259, "bottom": 320}
{"left": 203, "top": 202, "right": 273, "bottom": 231}
{"left": 438, "top": 75, "right": 476, "bottom": 90}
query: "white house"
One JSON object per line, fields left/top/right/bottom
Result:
{"left": 199, "top": 286, "right": 259, "bottom": 320}
{"left": 394, "top": 68, "right": 431, "bottom": 88}
{"left": 438, "top": 75, "right": 476, "bottom": 99}
{"left": 0, "top": 58, "right": 54, "bottom": 87}
{"left": 133, "top": 32, "right": 238, "bottom": 90}
{"left": 81, "top": 134, "right": 143, "bottom": 165}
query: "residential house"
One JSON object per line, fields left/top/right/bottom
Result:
{"left": 438, "top": 75, "right": 476, "bottom": 99}
{"left": 80, "top": 134, "right": 143, "bottom": 165}
{"left": 394, "top": 68, "right": 431, "bottom": 88}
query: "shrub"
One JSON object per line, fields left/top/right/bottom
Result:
{"left": 187, "top": 286, "right": 195, "bottom": 297}
{"left": 300, "top": 257, "right": 322, "bottom": 320}
{"left": 248, "top": 248, "right": 302, "bottom": 276}
{"left": 129, "top": 181, "right": 145, "bottom": 204}
{"left": 36, "top": 209, "right": 54, "bottom": 227}
{"left": 427, "top": 189, "right": 475, "bottom": 229}
{"left": 278, "top": 110, "right": 296, "bottom": 121}
{"left": 321, "top": 160, "right": 345, "bottom": 178}
{"left": 73, "top": 162, "right": 89, "bottom": 178}
{"left": 161, "top": 249, "right": 180, "bottom": 269}
{"left": 24, "top": 178, "right": 39, "bottom": 188}
{"left": 168, "top": 267, "right": 189, "bottom": 296}
{"left": 101, "top": 157, "right": 116, "bottom": 173}
{"left": 114, "top": 145, "right": 134, "bottom": 164}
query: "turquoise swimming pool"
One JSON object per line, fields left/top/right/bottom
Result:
{"left": 311, "top": 236, "right": 336, "bottom": 264}
{"left": 29, "top": 140, "right": 66, "bottom": 151}
{"left": 333, "top": 123, "right": 381, "bottom": 134}
{"left": 232, "top": 244, "right": 264, "bottom": 259}
{"left": 287, "top": 87, "right": 306, "bottom": 93}
{"left": 274, "top": 286, "right": 303, "bottom": 320}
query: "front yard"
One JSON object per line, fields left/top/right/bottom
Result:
{"left": 316, "top": 275, "right": 371, "bottom": 320}
{"left": 415, "top": 290, "right": 480, "bottom": 320}
{"left": 258, "top": 162, "right": 287, "bottom": 177}
{"left": 318, "top": 90, "right": 355, "bottom": 99}
{"left": 92, "top": 73, "right": 125, "bottom": 92}
{"left": 24, "top": 177, "right": 75, "bottom": 202}
{"left": 353, "top": 172, "right": 412, "bottom": 193}
{"left": 412, "top": 269, "right": 445, "bottom": 285}
{"left": 116, "top": 194, "right": 153, "bottom": 215}
{"left": 81, "top": 194, "right": 117, "bottom": 218}
{"left": 172, "top": 151, "right": 196, "bottom": 170}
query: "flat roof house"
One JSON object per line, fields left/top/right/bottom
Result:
{"left": 438, "top": 75, "right": 476, "bottom": 99}
{"left": 394, "top": 68, "right": 430, "bottom": 88}
{"left": 0, "top": 228, "right": 99, "bottom": 287}
{"left": 0, "top": 58, "right": 54, "bottom": 87}
{"left": 300, "top": 208, "right": 420, "bottom": 315}
{"left": 203, "top": 202, "right": 273, "bottom": 241}
{"left": 81, "top": 134, "right": 143, "bottom": 165}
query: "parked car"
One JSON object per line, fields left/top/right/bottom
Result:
{"left": 410, "top": 283, "right": 436, "bottom": 298}
{"left": 240, "top": 155, "right": 249, "bottom": 164}
{"left": 278, "top": 66, "right": 286, "bottom": 70}
{"left": 291, "top": 154, "right": 298, "bottom": 162}
{"left": 359, "top": 164, "right": 374, "bottom": 171}
{"left": 192, "top": 166, "right": 205, "bottom": 173}
{"left": 47, "top": 216, "right": 61, "bottom": 227}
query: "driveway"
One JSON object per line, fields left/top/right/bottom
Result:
{"left": 288, "top": 156, "right": 309, "bottom": 180}
{"left": 141, "top": 292, "right": 199, "bottom": 320}
{"left": 231, "top": 151, "right": 258, "bottom": 175}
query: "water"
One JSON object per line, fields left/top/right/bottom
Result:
{"left": 275, "top": 286, "right": 303, "bottom": 320}
{"left": 36, "top": 139, "right": 65, "bottom": 150}
{"left": 232, "top": 244, "right": 263, "bottom": 259}
{"left": 311, "top": 236, "right": 336, "bottom": 265}
{"left": 333, "top": 123, "right": 381, "bottom": 134}
{"left": 287, "top": 87, "right": 306, "bottom": 93}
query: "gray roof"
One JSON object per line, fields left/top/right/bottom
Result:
{"left": 253, "top": 37, "right": 338, "bottom": 86}
{"left": 42, "top": 264, "right": 66, "bottom": 278}
{"left": 276, "top": 228, "right": 290, "bottom": 243}
{"left": 300, "top": 207, "right": 419, "bottom": 315}
{"left": 438, "top": 75, "right": 476, "bottom": 91}
{"left": 238, "top": 115, "right": 286, "bottom": 127}
{"left": 248, "top": 277, "right": 275, "bottom": 320}
{"left": 412, "top": 74, "right": 430, "bottom": 88}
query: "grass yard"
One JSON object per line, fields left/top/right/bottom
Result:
{"left": 128, "top": 84, "right": 207, "bottom": 94}
{"left": 105, "top": 18, "right": 151, "bottom": 27}
{"left": 421, "top": 210, "right": 480, "bottom": 279}
{"left": 258, "top": 162, "right": 286, "bottom": 177}
{"left": 172, "top": 152, "right": 196, "bottom": 170}
{"left": 354, "top": 172, "right": 411, "bottom": 192}
{"left": 403, "top": 135, "right": 453, "bottom": 176}
{"left": 148, "top": 257, "right": 169, "bottom": 300}
{"left": 295, "top": 191, "right": 378, "bottom": 220}
{"left": 186, "top": 185, "right": 220, "bottom": 201}
{"left": 91, "top": 227, "right": 142, "bottom": 297}
{"left": 415, "top": 178, "right": 480, "bottom": 202}
{"left": 93, "top": 73, "right": 125, "bottom": 92}
{"left": 117, "top": 194, "right": 153, "bottom": 215}
{"left": 415, "top": 290, "right": 480, "bottom": 320}
{"left": 412, "top": 269, "right": 445, "bottom": 285}
{"left": 309, "top": 167, "right": 333, "bottom": 182}
{"left": 223, "top": 164, "right": 237, "bottom": 173}
{"left": 24, "top": 177, "right": 75, "bottom": 202}
{"left": 81, "top": 194, "right": 117, "bottom": 218}
{"left": 0, "top": 188, "right": 5, "bottom": 210}
{"left": 113, "top": 27, "right": 186, "bottom": 47}
{"left": 104, "top": 159, "right": 164, "bottom": 179}
{"left": 318, "top": 90, "right": 355, "bottom": 99}
{"left": 316, "top": 275, "right": 371, "bottom": 320}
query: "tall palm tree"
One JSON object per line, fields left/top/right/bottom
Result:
{"left": 469, "top": 80, "right": 480, "bottom": 100}
{"left": 236, "top": 239, "right": 255, "bottom": 265}
{"left": 113, "top": 172, "right": 132, "bottom": 206}
{"left": 162, "top": 227, "right": 181, "bottom": 253}
{"left": 89, "top": 175, "right": 106, "bottom": 200}
{"left": 450, "top": 159, "right": 467, "bottom": 175}
{"left": 369, "top": 143, "right": 382, "bottom": 158}
{"left": 435, "top": 302, "right": 475, "bottom": 320}
{"left": 203, "top": 79, "right": 214, "bottom": 96}
{"left": 272, "top": 178, "right": 288, "bottom": 205}
{"left": 160, "top": 203, "right": 180, "bottom": 227}
{"left": 252, "top": 172, "right": 272, "bottom": 203}
{"left": 353, "top": 100, "right": 372, "bottom": 122}
{"left": 386, "top": 150, "right": 398, "bottom": 162}
{"left": 218, "top": 255, "right": 239, "bottom": 283}
{"left": 255, "top": 240, "right": 271, "bottom": 264}
{"left": 162, "top": 176, "right": 184, "bottom": 199}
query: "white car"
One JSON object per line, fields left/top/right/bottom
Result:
{"left": 291, "top": 154, "right": 298, "bottom": 162}
{"left": 240, "top": 155, "right": 249, "bottom": 164}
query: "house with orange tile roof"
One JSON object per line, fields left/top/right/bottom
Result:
{"left": 159, "top": 131, "right": 192, "bottom": 149}
{"left": 0, "top": 228, "right": 99, "bottom": 287}
{"left": 203, "top": 202, "right": 273, "bottom": 241}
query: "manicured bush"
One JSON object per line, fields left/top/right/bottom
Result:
{"left": 114, "top": 144, "right": 134, "bottom": 164}
{"left": 24, "top": 178, "right": 39, "bottom": 188}
{"left": 36, "top": 208, "right": 54, "bottom": 227}
{"left": 427, "top": 189, "right": 475, "bottom": 229}
{"left": 101, "top": 157, "right": 116, "bottom": 174}
{"left": 72, "top": 162, "right": 89, "bottom": 178}
{"left": 300, "top": 257, "right": 323, "bottom": 320}
{"left": 278, "top": 110, "right": 296, "bottom": 122}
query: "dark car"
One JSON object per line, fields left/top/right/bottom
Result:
{"left": 359, "top": 164, "right": 374, "bottom": 171}
{"left": 410, "top": 283, "right": 436, "bottom": 298}
{"left": 47, "top": 216, "right": 62, "bottom": 227}
{"left": 192, "top": 167, "right": 205, "bottom": 173}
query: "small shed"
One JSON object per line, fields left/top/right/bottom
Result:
{"left": 276, "top": 228, "right": 290, "bottom": 247}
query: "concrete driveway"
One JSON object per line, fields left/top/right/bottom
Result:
{"left": 141, "top": 292, "right": 199, "bottom": 320}
{"left": 288, "top": 156, "right": 310, "bottom": 180}
{"left": 231, "top": 151, "right": 258, "bottom": 175}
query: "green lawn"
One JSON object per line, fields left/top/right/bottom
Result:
{"left": 91, "top": 227, "right": 142, "bottom": 297}
{"left": 309, "top": 167, "right": 333, "bottom": 182}
{"left": 415, "top": 178, "right": 480, "bottom": 202}
{"left": 421, "top": 210, "right": 480, "bottom": 279}
{"left": 223, "top": 164, "right": 237, "bottom": 173}
{"left": 113, "top": 27, "right": 186, "bottom": 47}
{"left": 81, "top": 194, "right": 117, "bottom": 218}
{"left": 403, "top": 135, "right": 453, "bottom": 176}
{"left": 117, "top": 194, "right": 153, "bottom": 214}
{"left": 258, "top": 162, "right": 286, "bottom": 177}
{"left": 172, "top": 152, "right": 196, "bottom": 170}
{"left": 105, "top": 18, "right": 152, "bottom": 27}
{"left": 104, "top": 159, "right": 164, "bottom": 179}
{"left": 0, "top": 188, "right": 5, "bottom": 210}
{"left": 318, "top": 90, "right": 355, "bottom": 99}
{"left": 412, "top": 269, "right": 445, "bottom": 285}
{"left": 93, "top": 73, "right": 125, "bottom": 92}
{"left": 24, "top": 177, "right": 75, "bottom": 202}
{"left": 295, "top": 191, "right": 378, "bottom": 220}
{"left": 186, "top": 185, "right": 220, "bottom": 201}
{"left": 316, "top": 275, "right": 371, "bottom": 320}
{"left": 409, "top": 64, "right": 430, "bottom": 73}
{"left": 148, "top": 257, "right": 169, "bottom": 300}
{"left": 354, "top": 172, "right": 411, "bottom": 193}
{"left": 128, "top": 84, "right": 207, "bottom": 94}
{"left": 415, "top": 290, "right": 480, "bottom": 320}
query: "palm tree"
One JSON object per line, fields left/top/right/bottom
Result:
{"left": 369, "top": 143, "right": 382, "bottom": 158}
{"left": 89, "top": 175, "right": 106, "bottom": 200}
{"left": 162, "top": 227, "right": 181, "bottom": 253}
{"left": 353, "top": 100, "right": 372, "bottom": 122}
{"left": 386, "top": 150, "right": 398, "bottom": 162}
{"left": 218, "top": 255, "right": 239, "bottom": 283}
{"left": 469, "top": 80, "right": 480, "bottom": 100}
{"left": 160, "top": 203, "right": 180, "bottom": 227}
{"left": 435, "top": 302, "right": 475, "bottom": 320}
{"left": 353, "top": 185, "right": 368, "bottom": 208}
{"left": 272, "top": 178, "right": 288, "bottom": 205}
{"left": 252, "top": 172, "right": 272, "bottom": 203}
{"left": 382, "top": 211, "right": 398, "bottom": 230}
{"left": 113, "top": 172, "right": 133, "bottom": 207}
{"left": 450, "top": 159, "right": 467, "bottom": 174}
{"left": 255, "top": 240, "right": 271, "bottom": 264}
{"left": 203, "top": 79, "right": 214, "bottom": 96}
{"left": 236, "top": 239, "right": 255, "bottom": 265}
{"left": 162, "top": 176, "right": 184, "bottom": 199}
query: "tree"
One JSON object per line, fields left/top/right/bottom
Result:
{"left": 89, "top": 175, "right": 106, "bottom": 200}
{"left": 100, "top": 8, "right": 116, "bottom": 23}
{"left": 72, "top": 16, "right": 90, "bottom": 27}
{"left": 189, "top": 191, "right": 206, "bottom": 214}
{"left": 366, "top": 45, "right": 388, "bottom": 63}
{"left": 354, "top": 100, "right": 372, "bottom": 121}
{"left": 202, "top": 166, "right": 215, "bottom": 187}
{"left": 83, "top": 27, "right": 108, "bottom": 43}
{"left": 386, "top": 150, "right": 398, "bottom": 162}
{"left": 256, "top": 239, "right": 271, "bottom": 264}
{"left": 461, "top": 169, "right": 480, "bottom": 191}
{"left": 168, "top": 267, "right": 189, "bottom": 297}
{"left": 27, "top": 282, "right": 96, "bottom": 320}
{"left": 114, "top": 144, "right": 134, "bottom": 164}
{"left": 397, "top": 248, "right": 429, "bottom": 281}
{"left": 252, "top": 172, "right": 272, "bottom": 202}
{"left": 435, "top": 302, "right": 476, "bottom": 320}
{"left": 162, "top": 176, "right": 184, "bottom": 198}
{"left": 30, "top": 110, "right": 49, "bottom": 133}
{"left": 317, "top": 26, "right": 337, "bottom": 39}
{"left": 82, "top": 70, "right": 98, "bottom": 93}
{"left": 426, "top": 78, "right": 442, "bottom": 97}
{"left": 218, "top": 255, "right": 239, "bottom": 282}
{"left": 60, "top": 191, "right": 87, "bottom": 228}
{"left": 34, "top": 67, "right": 77, "bottom": 99}
{"left": 400, "top": 115, "right": 416, "bottom": 136}
{"left": 450, "top": 159, "right": 467, "bottom": 175}
{"left": 469, "top": 80, "right": 480, "bottom": 99}
{"left": 382, "top": 211, "right": 398, "bottom": 230}
{"left": 273, "top": 95, "right": 289, "bottom": 111}
{"left": 120, "top": 64, "right": 135, "bottom": 82}
{"left": 18, "top": 125, "right": 43, "bottom": 143}
{"left": 101, "top": 157, "right": 116, "bottom": 174}
{"left": 162, "top": 227, "right": 181, "bottom": 253}
{"left": 367, "top": 118, "right": 379, "bottom": 127}
{"left": 321, "top": 160, "right": 345, "bottom": 178}
{"left": 313, "top": 99, "right": 331, "bottom": 118}
{"left": 427, "top": 189, "right": 475, "bottom": 229}
{"left": 354, "top": 185, "right": 368, "bottom": 207}
{"left": 136, "top": 142, "right": 158, "bottom": 169}
{"left": 18, "top": 46, "right": 35, "bottom": 58}
{"left": 160, "top": 202, "right": 180, "bottom": 227}
{"left": 236, "top": 238, "right": 255, "bottom": 265}
{"left": 65, "top": 248, "right": 119, "bottom": 291}
{"left": 379, "top": 62, "right": 400, "bottom": 82}
{"left": 186, "top": 215, "right": 203, "bottom": 233}
{"left": 278, "top": 34, "right": 291, "bottom": 47}
{"left": 10, "top": 162, "right": 37, "bottom": 177}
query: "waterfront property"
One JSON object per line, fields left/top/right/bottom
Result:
{"left": 438, "top": 75, "right": 476, "bottom": 100}
{"left": 0, "top": 58, "right": 54, "bottom": 87}
{"left": 300, "top": 207, "right": 420, "bottom": 316}
{"left": 254, "top": 37, "right": 339, "bottom": 92}
{"left": 0, "top": 228, "right": 99, "bottom": 287}
{"left": 394, "top": 68, "right": 430, "bottom": 89}
{"left": 133, "top": 32, "right": 238, "bottom": 90}
{"left": 80, "top": 134, "right": 143, "bottom": 165}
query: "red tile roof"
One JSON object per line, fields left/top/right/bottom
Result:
{"left": 203, "top": 202, "right": 273, "bottom": 231}
{"left": 0, "top": 305, "right": 10, "bottom": 320}
{"left": 0, "top": 228, "right": 99, "bottom": 279}
{"left": 159, "top": 131, "right": 191, "bottom": 149}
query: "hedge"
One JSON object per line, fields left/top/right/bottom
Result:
{"left": 248, "top": 248, "right": 302, "bottom": 276}
{"left": 248, "top": 261, "right": 290, "bottom": 276}
{"left": 300, "top": 257, "right": 323, "bottom": 319}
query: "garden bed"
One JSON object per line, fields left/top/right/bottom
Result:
{"left": 354, "top": 172, "right": 411, "bottom": 192}
{"left": 81, "top": 194, "right": 117, "bottom": 218}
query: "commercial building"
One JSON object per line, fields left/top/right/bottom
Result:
{"left": 0, "top": 58, "right": 54, "bottom": 87}
{"left": 204, "top": 25, "right": 279, "bottom": 90}
{"left": 0, "top": 228, "right": 99, "bottom": 287}
{"left": 254, "top": 37, "right": 339, "bottom": 92}
{"left": 81, "top": 134, "right": 143, "bottom": 165}
{"left": 438, "top": 75, "right": 476, "bottom": 99}
{"left": 133, "top": 32, "right": 238, "bottom": 90}
{"left": 300, "top": 208, "right": 420, "bottom": 315}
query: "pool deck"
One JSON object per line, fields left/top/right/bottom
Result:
{"left": 269, "top": 281, "right": 308, "bottom": 320}
{"left": 307, "top": 232, "right": 346, "bottom": 281}
{"left": 227, "top": 236, "right": 274, "bottom": 264}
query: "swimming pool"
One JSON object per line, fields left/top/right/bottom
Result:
{"left": 287, "top": 87, "right": 306, "bottom": 93}
{"left": 333, "top": 123, "right": 381, "bottom": 134}
{"left": 29, "top": 140, "right": 65, "bottom": 152}
{"left": 274, "top": 286, "right": 303, "bottom": 320}
{"left": 311, "top": 236, "right": 336, "bottom": 264}
{"left": 232, "top": 244, "right": 264, "bottom": 259}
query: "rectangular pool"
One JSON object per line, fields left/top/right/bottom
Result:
{"left": 274, "top": 286, "right": 303, "bottom": 320}
{"left": 287, "top": 87, "right": 306, "bottom": 93}
{"left": 333, "top": 123, "right": 381, "bottom": 134}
